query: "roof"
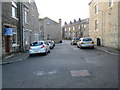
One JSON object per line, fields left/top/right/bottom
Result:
{"left": 44, "top": 17, "right": 59, "bottom": 24}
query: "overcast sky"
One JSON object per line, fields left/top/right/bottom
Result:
{"left": 35, "top": 0, "right": 91, "bottom": 25}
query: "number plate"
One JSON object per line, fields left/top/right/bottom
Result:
{"left": 34, "top": 51, "right": 39, "bottom": 52}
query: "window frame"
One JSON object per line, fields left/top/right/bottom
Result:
{"left": 109, "top": 0, "right": 113, "bottom": 7}
{"left": 12, "top": 28, "right": 18, "bottom": 47}
{"left": 95, "top": 3, "right": 98, "bottom": 14}
{"left": 95, "top": 19, "right": 98, "bottom": 31}
{"left": 12, "top": 1, "right": 18, "bottom": 19}
{"left": 24, "top": 8, "right": 29, "bottom": 24}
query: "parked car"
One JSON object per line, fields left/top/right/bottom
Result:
{"left": 29, "top": 41, "right": 50, "bottom": 56}
{"left": 77, "top": 37, "right": 94, "bottom": 49}
{"left": 46, "top": 40, "right": 54, "bottom": 49}
{"left": 71, "top": 37, "right": 79, "bottom": 45}
{"left": 52, "top": 40, "right": 55, "bottom": 47}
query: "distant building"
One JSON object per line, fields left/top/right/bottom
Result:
{"left": 89, "top": 0, "right": 120, "bottom": 49}
{"left": 81, "top": 19, "right": 89, "bottom": 37}
{"left": 39, "top": 17, "right": 62, "bottom": 43}
{"left": 62, "top": 18, "right": 89, "bottom": 40}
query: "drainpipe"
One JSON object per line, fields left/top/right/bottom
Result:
{"left": 20, "top": 2, "right": 24, "bottom": 52}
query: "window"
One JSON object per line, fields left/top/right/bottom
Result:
{"left": 69, "top": 32, "right": 70, "bottom": 36}
{"left": 79, "top": 26, "right": 81, "bottom": 30}
{"left": 30, "top": 42, "right": 43, "bottom": 46}
{"left": 35, "top": 34, "right": 39, "bottom": 41}
{"left": 25, "top": 31, "right": 29, "bottom": 44}
{"left": 95, "top": 4, "right": 98, "bottom": 14}
{"left": 95, "top": 20, "right": 98, "bottom": 30}
{"left": 32, "top": 15, "right": 34, "bottom": 26}
{"left": 109, "top": 0, "right": 113, "bottom": 7}
{"left": 29, "top": 0, "right": 31, "bottom": 3}
{"left": 73, "top": 27, "right": 75, "bottom": 30}
{"left": 25, "top": 8, "right": 29, "bottom": 24}
{"left": 12, "top": 28, "right": 17, "bottom": 45}
{"left": 69, "top": 27, "right": 70, "bottom": 31}
{"left": 12, "top": 1, "right": 17, "bottom": 18}
{"left": 65, "top": 28, "right": 67, "bottom": 32}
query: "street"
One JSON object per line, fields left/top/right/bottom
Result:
{"left": 3, "top": 40, "right": 118, "bottom": 88}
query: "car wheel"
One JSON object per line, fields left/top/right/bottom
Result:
{"left": 48, "top": 50, "right": 50, "bottom": 53}
{"left": 80, "top": 47, "right": 83, "bottom": 49}
{"left": 44, "top": 51, "right": 48, "bottom": 55}
{"left": 29, "top": 54, "right": 32, "bottom": 57}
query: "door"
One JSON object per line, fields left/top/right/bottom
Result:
{"left": 97, "top": 38, "right": 101, "bottom": 46}
{"left": 5, "top": 36, "right": 10, "bottom": 53}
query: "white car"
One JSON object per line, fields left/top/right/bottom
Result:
{"left": 46, "top": 40, "right": 54, "bottom": 49}
{"left": 77, "top": 37, "right": 94, "bottom": 49}
{"left": 29, "top": 41, "right": 50, "bottom": 56}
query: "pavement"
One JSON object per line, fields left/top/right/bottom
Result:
{"left": 1, "top": 45, "right": 119, "bottom": 65}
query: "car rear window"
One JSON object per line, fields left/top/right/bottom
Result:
{"left": 30, "top": 42, "right": 43, "bottom": 46}
{"left": 73, "top": 38, "right": 79, "bottom": 40}
{"left": 83, "top": 38, "right": 92, "bottom": 41}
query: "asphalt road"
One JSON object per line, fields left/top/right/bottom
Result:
{"left": 2, "top": 40, "right": 118, "bottom": 88}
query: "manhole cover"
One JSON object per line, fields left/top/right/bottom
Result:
{"left": 71, "top": 70, "right": 90, "bottom": 77}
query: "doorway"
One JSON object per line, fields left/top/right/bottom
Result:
{"left": 97, "top": 38, "right": 101, "bottom": 46}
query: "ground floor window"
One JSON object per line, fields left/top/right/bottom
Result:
{"left": 24, "top": 30, "right": 29, "bottom": 45}
{"left": 12, "top": 28, "right": 17, "bottom": 45}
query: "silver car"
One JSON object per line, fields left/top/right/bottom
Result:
{"left": 29, "top": 41, "right": 50, "bottom": 56}
{"left": 71, "top": 37, "right": 79, "bottom": 45}
{"left": 77, "top": 37, "right": 94, "bottom": 49}
{"left": 46, "top": 40, "right": 55, "bottom": 49}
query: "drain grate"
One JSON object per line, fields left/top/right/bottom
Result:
{"left": 71, "top": 70, "right": 90, "bottom": 77}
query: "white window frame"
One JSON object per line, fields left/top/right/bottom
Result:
{"left": 109, "top": 0, "right": 113, "bottom": 7}
{"left": 95, "top": 19, "right": 98, "bottom": 31}
{"left": 69, "top": 27, "right": 70, "bottom": 31}
{"left": 24, "top": 8, "right": 29, "bottom": 24}
{"left": 73, "top": 27, "right": 75, "bottom": 30}
{"left": 95, "top": 3, "right": 98, "bottom": 14}
{"left": 12, "top": 1, "right": 18, "bottom": 20}
{"left": 12, "top": 28, "right": 17, "bottom": 47}
{"left": 25, "top": 30, "right": 29, "bottom": 45}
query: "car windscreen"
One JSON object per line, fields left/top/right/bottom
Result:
{"left": 30, "top": 42, "right": 43, "bottom": 46}
{"left": 73, "top": 38, "right": 79, "bottom": 40}
{"left": 83, "top": 38, "right": 92, "bottom": 41}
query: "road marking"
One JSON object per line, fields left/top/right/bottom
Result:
{"left": 71, "top": 70, "right": 90, "bottom": 77}
{"left": 34, "top": 70, "right": 57, "bottom": 76}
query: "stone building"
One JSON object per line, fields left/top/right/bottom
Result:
{"left": 89, "top": 0, "right": 120, "bottom": 49}
{"left": 39, "top": 18, "right": 44, "bottom": 40}
{"left": 22, "top": 1, "right": 40, "bottom": 50}
{"left": 2, "top": 0, "right": 40, "bottom": 57}
{"left": 62, "top": 18, "right": 89, "bottom": 40}
{"left": 39, "top": 17, "right": 62, "bottom": 43}
{"left": 2, "top": 1, "right": 20, "bottom": 57}
{"left": 81, "top": 18, "right": 89, "bottom": 37}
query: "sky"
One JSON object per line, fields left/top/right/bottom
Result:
{"left": 35, "top": 0, "right": 92, "bottom": 25}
